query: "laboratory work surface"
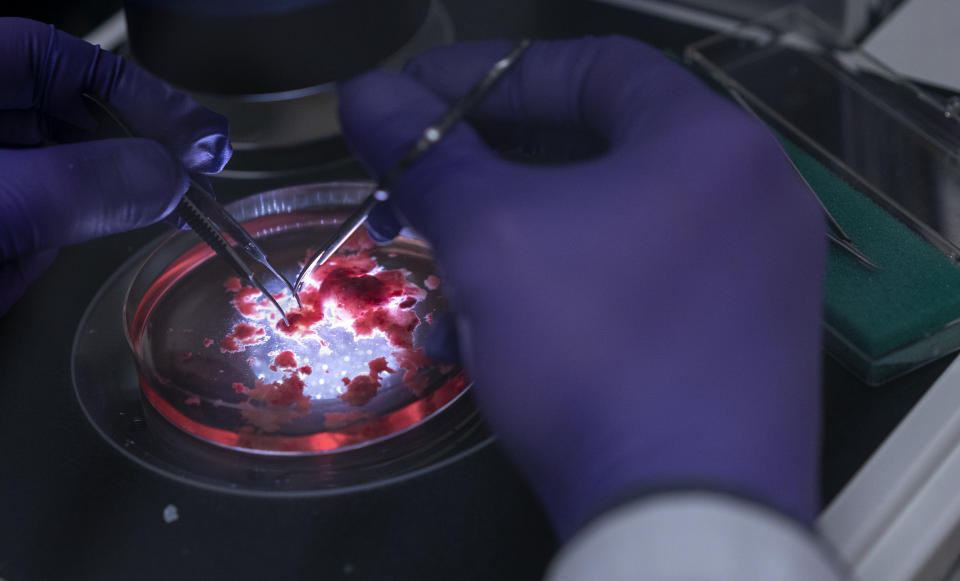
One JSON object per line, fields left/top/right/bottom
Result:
{"left": 0, "top": 1, "right": 953, "bottom": 579}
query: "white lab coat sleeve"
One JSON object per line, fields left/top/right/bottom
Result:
{"left": 546, "top": 492, "right": 847, "bottom": 581}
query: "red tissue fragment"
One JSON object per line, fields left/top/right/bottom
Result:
{"left": 270, "top": 350, "right": 297, "bottom": 371}
{"left": 352, "top": 308, "right": 419, "bottom": 349}
{"left": 231, "top": 286, "right": 267, "bottom": 317}
{"left": 250, "top": 374, "right": 308, "bottom": 408}
{"left": 224, "top": 277, "right": 243, "bottom": 292}
{"left": 220, "top": 230, "right": 443, "bottom": 433}
{"left": 393, "top": 348, "right": 432, "bottom": 396}
{"left": 275, "top": 259, "right": 424, "bottom": 344}
{"left": 220, "top": 322, "right": 267, "bottom": 353}
{"left": 340, "top": 357, "right": 396, "bottom": 407}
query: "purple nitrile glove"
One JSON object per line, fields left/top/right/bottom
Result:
{"left": 339, "top": 37, "right": 826, "bottom": 539}
{"left": 0, "top": 17, "right": 231, "bottom": 315}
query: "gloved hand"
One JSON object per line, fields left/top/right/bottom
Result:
{"left": 339, "top": 37, "right": 826, "bottom": 538}
{"left": 0, "top": 17, "right": 231, "bottom": 315}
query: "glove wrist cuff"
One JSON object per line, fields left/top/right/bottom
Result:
{"left": 569, "top": 482, "right": 817, "bottom": 539}
{"left": 549, "top": 491, "right": 846, "bottom": 581}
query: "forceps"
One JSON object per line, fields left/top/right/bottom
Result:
{"left": 294, "top": 39, "right": 532, "bottom": 291}
{"left": 82, "top": 93, "right": 299, "bottom": 324}
{"left": 724, "top": 88, "right": 879, "bottom": 271}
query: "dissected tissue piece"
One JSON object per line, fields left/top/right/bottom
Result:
{"left": 219, "top": 231, "right": 442, "bottom": 432}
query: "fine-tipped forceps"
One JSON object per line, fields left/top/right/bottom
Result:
{"left": 81, "top": 93, "right": 300, "bottom": 324}
{"left": 294, "top": 39, "right": 533, "bottom": 291}
{"left": 724, "top": 87, "right": 879, "bottom": 271}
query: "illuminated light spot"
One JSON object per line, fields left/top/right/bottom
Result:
{"left": 163, "top": 504, "right": 179, "bottom": 524}
{"left": 215, "top": 229, "right": 437, "bottom": 430}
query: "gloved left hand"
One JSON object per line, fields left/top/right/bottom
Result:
{"left": 0, "top": 17, "right": 232, "bottom": 315}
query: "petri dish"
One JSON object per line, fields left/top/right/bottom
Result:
{"left": 123, "top": 182, "right": 468, "bottom": 455}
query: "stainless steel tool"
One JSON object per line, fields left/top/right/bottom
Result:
{"left": 82, "top": 93, "right": 299, "bottom": 323}
{"left": 294, "top": 39, "right": 532, "bottom": 291}
{"left": 725, "top": 87, "right": 880, "bottom": 271}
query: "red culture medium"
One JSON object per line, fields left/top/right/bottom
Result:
{"left": 133, "top": 220, "right": 470, "bottom": 453}
{"left": 140, "top": 370, "right": 468, "bottom": 453}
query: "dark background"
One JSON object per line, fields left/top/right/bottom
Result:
{"left": 0, "top": 1, "right": 949, "bottom": 579}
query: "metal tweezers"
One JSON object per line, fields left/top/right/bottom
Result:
{"left": 724, "top": 88, "right": 879, "bottom": 271}
{"left": 82, "top": 93, "right": 299, "bottom": 324}
{"left": 294, "top": 39, "right": 533, "bottom": 291}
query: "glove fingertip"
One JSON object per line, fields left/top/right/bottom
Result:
{"left": 424, "top": 312, "right": 462, "bottom": 364}
{"left": 114, "top": 138, "right": 190, "bottom": 224}
{"left": 365, "top": 202, "right": 404, "bottom": 244}
{"left": 184, "top": 130, "right": 232, "bottom": 174}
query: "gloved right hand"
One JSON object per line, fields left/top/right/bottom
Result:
{"left": 340, "top": 37, "right": 827, "bottom": 539}
{"left": 0, "top": 17, "right": 231, "bottom": 315}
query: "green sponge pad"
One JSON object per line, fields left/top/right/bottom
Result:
{"left": 781, "top": 140, "right": 960, "bottom": 367}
